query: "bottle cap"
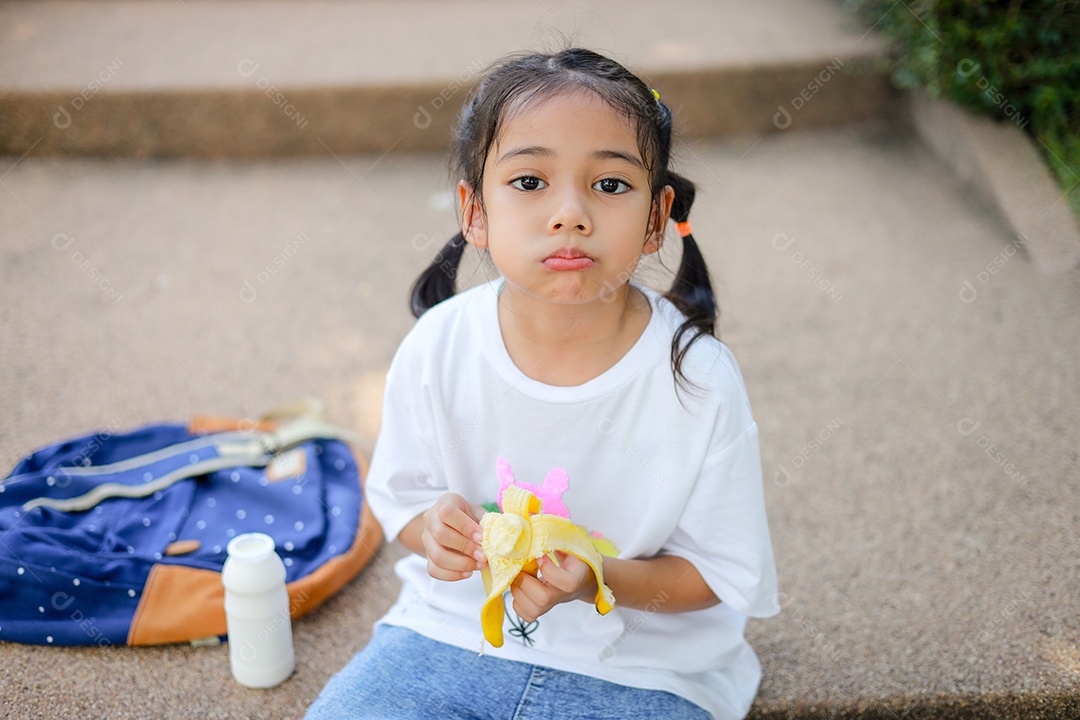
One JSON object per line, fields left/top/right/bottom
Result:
{"left": 227, "top": 533, "right": 276, "bottom": 563}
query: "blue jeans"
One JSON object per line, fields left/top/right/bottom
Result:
{"left": 305, "top": 624, "right": 711, "bottom": 720}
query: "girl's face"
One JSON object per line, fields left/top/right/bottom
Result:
{"left": 461, "top": 90, "right": 673, "bottom": 307}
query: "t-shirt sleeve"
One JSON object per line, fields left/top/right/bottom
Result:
{"left": 662, "top": 422, "right": 780, "bottom": 618}
{"left": 364, "top": 336, "right": 446, "bottom": 543}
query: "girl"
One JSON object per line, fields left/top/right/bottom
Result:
{"left": 306, "top": 48, "right": 779, "bottom": 720}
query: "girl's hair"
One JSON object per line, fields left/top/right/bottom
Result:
{"left": 409, "top": 48, "right": 718, "bottom": 393}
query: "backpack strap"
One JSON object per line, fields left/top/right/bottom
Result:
{"left": 21, "top": 414, "right": 358, "bottom": 514}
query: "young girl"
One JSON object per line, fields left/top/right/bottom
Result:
{"left": 306, "top": 48, "right": 779, "bottom": 720}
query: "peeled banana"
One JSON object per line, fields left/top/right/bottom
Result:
{"left": 479, "top": 484, "right": 616, "bottom": 648}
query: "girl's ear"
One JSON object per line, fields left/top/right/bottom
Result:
{"left": 458, "top": 181, "right": 488, "bottom": 249}
{"left": 643, "top": 185, "right": 675, "bottom": 255}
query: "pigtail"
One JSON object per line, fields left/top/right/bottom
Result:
{"left": 664, "top": 173, "right": 716, "bottom": 333}
{"left": 409, "top": 76, "right": 489, "bottom": 319}
{"left": 662, "top": 172, "right": 719, "bottom": 392}
{"left": 653, "top": 99, "right": 719, "bottom": 393}
{"left": 409, "top": 232, "right": 467, "bottom": 318}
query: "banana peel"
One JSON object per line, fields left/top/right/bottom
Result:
{"left": 480, "top": 484, "right": 616, "bottom": 648}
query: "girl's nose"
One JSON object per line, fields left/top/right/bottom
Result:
{"left": 549, "top": 188, "right": 591, "bottom": 235}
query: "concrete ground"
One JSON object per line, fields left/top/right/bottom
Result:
{"left": 2, "top": 0, "right": 1079, "bottom": 718}
{"left": 2, "top": 118, "right": 1079, "bottom": 718}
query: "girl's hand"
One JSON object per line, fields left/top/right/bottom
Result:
{"left": 509, "top": 552, "right": 598, "bottom": 623}
{"left": 419, "top": 493, "right": 488, "bottom": 582}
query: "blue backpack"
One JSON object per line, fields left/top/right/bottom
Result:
{"left": 0, "top": 404, "right": 381, "bottom": 646}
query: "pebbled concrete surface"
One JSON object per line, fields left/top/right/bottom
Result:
{"left": 2, "top": 120, "right": 1079, "bottom": 718}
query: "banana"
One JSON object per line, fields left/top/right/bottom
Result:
{"left": 480, "top": 484, "right": 616, "bottom": 648}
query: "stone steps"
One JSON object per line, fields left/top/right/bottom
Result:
{"left": 0, "top": 0, "right": 892, "bottom": 157}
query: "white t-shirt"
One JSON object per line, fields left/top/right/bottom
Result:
{"left": 366, "top": 278, "right": 779, "bottom": 720}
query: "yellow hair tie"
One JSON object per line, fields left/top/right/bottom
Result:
{"left": 675, "top": 220, "right": 693, "bottom": 237}
{"left": 651, "top": 88, "right": 661, "bottom": 102}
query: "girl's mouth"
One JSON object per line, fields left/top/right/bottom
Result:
{"left": 543, "top": 247, "right": 596, "bottom": 271}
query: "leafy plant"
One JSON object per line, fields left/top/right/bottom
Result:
{"left": 847, "top": 0, "right": 1080, "bottom": 218}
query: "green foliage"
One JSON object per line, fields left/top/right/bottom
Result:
{"left": 847, "top": 0, "right": 1080, "bottom": 217}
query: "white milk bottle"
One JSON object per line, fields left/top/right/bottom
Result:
{"left": 222, "top": 532, "right": 295, "bottom": 688}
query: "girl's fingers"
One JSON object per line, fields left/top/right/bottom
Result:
{"left": 443, "top": 503, "right": 483, "bottom": 540}
{"left": 428, "top": 519, "right": 481, "bottom": 559}
{"left": 421, "top": 511, "right": 487, "bottom": 580}
{"left": 509, "top": 555, "right": 597, "bottom": 621}
{"left": 419, "top": 493, "right": 490, "bottom": 581}
{"left": 510, "top": 578, "right": 544, "bottom": 623}
{"left": 426, "top": 558, "right": 473, "bottom": 582}
{"left": 536, "top": 553, "right": 589, "bottom": 594}
{"left": 432, "top": 498, "right": 483, "bottom": 548}
{"left": 422, "top": 531, "right": 478, "bottom": 572}
{"left": 510, "top": 572, "right": 565, "bottom": 622}
{"left": 430, "top": 499, "right": 484, "bottom": 553}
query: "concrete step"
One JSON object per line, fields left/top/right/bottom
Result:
{"left": 2, "top": 120, "right": 1078, "bottom": 718}
{"left": 0, "top": 0, "right": 893, "bottom": 157}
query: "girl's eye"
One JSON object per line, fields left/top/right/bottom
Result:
{"left": 510, "top": 176, "right": 546, "bottom": 191}
{"left": 594, "top": 178, "right": 631, "bottom": 194}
